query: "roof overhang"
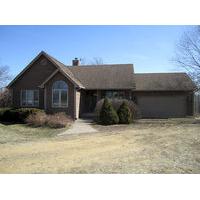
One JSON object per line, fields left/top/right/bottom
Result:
{"left": 7, "top": 51, "right": 45, "bottom": 88}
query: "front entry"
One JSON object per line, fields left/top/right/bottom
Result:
{"left": 85, "top": 90, "right": 97, "bottom": 113}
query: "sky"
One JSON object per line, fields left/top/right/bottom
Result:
{"left": 0, "top": 25, "right": 192, "bottom": 77}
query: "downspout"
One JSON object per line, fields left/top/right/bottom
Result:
{"left": 44, "top": 87, "right": 47, "bottom": 111}
{"left": 74, "top": 85, "right": 76, "bottom": 120}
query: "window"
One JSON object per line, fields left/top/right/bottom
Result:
{"left": 21, "top": 90, "right": 39, "bottom": 107}
{"left": 52, "top": 80, "right": 68, "bottom": 107}
{"left": 105, "top": 90, "right": 125, "bottom": 99}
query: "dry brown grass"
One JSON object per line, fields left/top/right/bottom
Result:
{"left": 0, "top": 123, "right": 67, "bottom": 144}
{"left": 0, "top": 120, "right": 200, "bottom": 173}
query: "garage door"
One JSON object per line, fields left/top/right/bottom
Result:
{"left": 137, "top": 94, "right": 187, "bottom": 118}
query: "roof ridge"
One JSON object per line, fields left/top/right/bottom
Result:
{"left": 41, "top": 51, "right": 74, "bottom": 75}
{"left": 68, "top": 63, "right": 133, "bottom": 67}
{"left": 42, "top": 51, "right": 67, "bottom": 67}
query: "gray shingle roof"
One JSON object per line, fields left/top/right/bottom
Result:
{"left": 68, "top": 64, "right": 135, "bottom": 89}
{"left": 134, "top": 73, "right": 196, "bottom": 91}
{"left": 7, "top": 51, "right": 196, "bottom": 92}
{"left": 43, "top": 52, "right": 135, "bottom": 89}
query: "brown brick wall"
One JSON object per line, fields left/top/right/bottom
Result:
{"left": 45, "top": 72, "right": 75, "bottom": 119}
{"left": 10, "top": 55, "right": 56, "bottom": 108}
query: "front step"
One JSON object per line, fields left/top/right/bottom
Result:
{"left": 80, "top": 112, "right": 96, "bottom": 119}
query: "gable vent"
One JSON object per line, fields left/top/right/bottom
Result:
{"left": 40, "top": 58, "right": 47, "bottom": 66}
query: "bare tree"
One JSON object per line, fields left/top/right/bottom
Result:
{"left": 174, "top": 26, "right": 200, "bottom": 89}
{"left": 80, "top": 57, "right": 104, "bottom": 65}
{"left": 90, "top": 57, "right": 104, "bottom": 65}
{"left": 79, "top": 57, "right": 87, "bottom": 65}
{"left": 0, "top": 65, "right": 11, "bottom": 88}
{"left": 0, "top": 88, "right": 12, "bottom": 107}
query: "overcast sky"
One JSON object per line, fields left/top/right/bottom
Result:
{"left": 0, "top": 25, "right": 192, "bottom": 76}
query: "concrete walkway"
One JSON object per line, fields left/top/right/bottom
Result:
{"left": 58, "top": 119, "right": 98, "bottom": 136}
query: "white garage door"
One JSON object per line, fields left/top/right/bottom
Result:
{"left": 137, "top": 94, "right": 187, "bottom": 118}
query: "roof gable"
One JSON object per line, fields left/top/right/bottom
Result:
{"left": 7, "top": 51, "right": 84, "bottom": 88}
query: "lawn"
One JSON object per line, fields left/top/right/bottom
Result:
{"left": 0, "top": 120, "right": 200, "bottom": 173}
{"left": 0, "top": 123, "right": 66, "bottom": 144}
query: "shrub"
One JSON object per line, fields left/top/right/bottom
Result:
{"left": 0, "top": 107, "right": 13, "bottom": 121}
{"left": 3, "top": 109, "right": 18, "bottom": 122}
{"left": 0, "top": 107, "right": 17, "bottom": 122}
{"left": 117, "top": 101, "right": 132, "bottom": 124}
{"left": 46, "top": 112, "right": 72, "bottom": 128}
{"left": 26, "top": 112, "right": 72, "bottom": 128}
{"left": 0, "top": 107, "right": 43, "bottom": 123}
{"left": 95, "top": 98, "right": 141, "bottom": 122}
{"left": 99, "top": 98, "right": 119, "bottom": 125}
{"left": 14, "top": 108, "right": 43, "bottom": 122}
{"left": 25, "top": 112, "right": 47, "bottom": 127}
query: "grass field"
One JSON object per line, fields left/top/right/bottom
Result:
{"left": 0, "top": 120, "right": 200, "bottom": 173}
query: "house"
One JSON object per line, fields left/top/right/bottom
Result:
{"left": 7, "top": 51, "right": 196, "bottom": 119}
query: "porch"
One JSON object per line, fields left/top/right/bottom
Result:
{"left": 78, "top": 89, "right": 132, "bottom": 118}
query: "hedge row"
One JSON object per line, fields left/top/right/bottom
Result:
{"left": 0, "top": 107, "right": 43, "bottom": 123}
{"left": 95, "top": 98, "right": 141, "bottom": 120}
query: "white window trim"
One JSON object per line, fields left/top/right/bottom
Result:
{"left": 52, "top": 88, "right": 68, "bottom": 108}
{"left": 20, "top": 89, "right": 39, "bottom": 107}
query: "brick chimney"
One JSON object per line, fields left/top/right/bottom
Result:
{"left": 72, "top": 58, "right": 80, "bottom": 66}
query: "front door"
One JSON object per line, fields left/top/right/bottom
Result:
{"left": 85, "top": 90, "right": 97, "bottom": 113}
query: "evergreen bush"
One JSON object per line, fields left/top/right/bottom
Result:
{"left": 99, "top": 98, "right": 119, "bottom": 125}
{"left": 95, "top": 98, "right": 141, "bottom": 122}
{"left": 0, "top": 107, "right": 43, "bottom": 123}
{"left": 117, "top": 101, "right": 132, "bottom": 124}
